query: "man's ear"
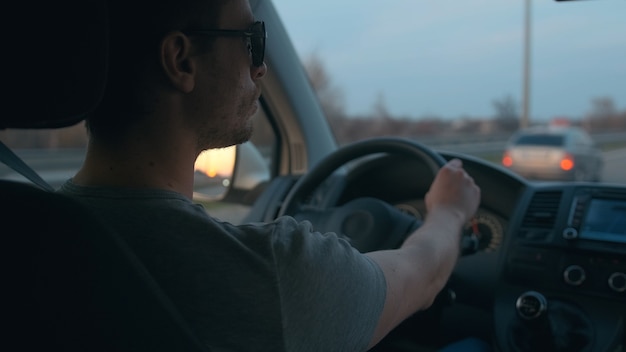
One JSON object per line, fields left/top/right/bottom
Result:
{"left": 160, "top": 32, "right": 195, "bottom": 93}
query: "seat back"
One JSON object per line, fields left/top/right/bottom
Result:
{"left": 2, "top": 1, "right": 207, "bottom": 350}
{"left": 4, "top": 1, "right": 108, "bottom": 129}
{"left": 4, "top": 182, "right": 207, "bottom": 351}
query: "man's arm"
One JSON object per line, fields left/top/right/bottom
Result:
{"left": 365, "top": 159, "right": 480, "bottom": 349}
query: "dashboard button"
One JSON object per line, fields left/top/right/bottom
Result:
{"left": 608, "top": 272, "right": 626, "bottom": 293}
{"left": 563, "top": 265, "right": 586, "bottom": 286}
{"left": 562, "top": 227, "right": 578, "bottom": 240}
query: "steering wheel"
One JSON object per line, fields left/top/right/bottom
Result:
{"left": 277, "top": 137, "right": 447, "bottom": 253}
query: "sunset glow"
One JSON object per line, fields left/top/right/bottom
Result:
{"left": 194, "top": 147, "right": 236, "bottom": 178}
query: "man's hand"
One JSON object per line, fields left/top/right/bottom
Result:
{"left": 426, "top": 158, "right": 481, "bottom": 226}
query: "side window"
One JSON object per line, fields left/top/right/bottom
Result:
{"left": 247, "top": 106, "right": 278, "bottom": 177}
{"left": 193, "top": 102, "right": 278, "bottom": 225}
{"left": 0, "top": 124, "right": 88, "bottom": 189}
{"left": 0, "top": 102, "right": 277, "bottom": 226}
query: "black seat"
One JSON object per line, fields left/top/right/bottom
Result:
{"left": 4, "top": 182, "right": 207, "bottom": 351}
{"left": 2, "top": 1, "right": 207, "bottom": 350}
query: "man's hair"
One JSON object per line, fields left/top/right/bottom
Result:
{"left": 86, "top": 0, "right": 227, "bottom": 142}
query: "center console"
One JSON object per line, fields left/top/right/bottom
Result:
{"left": 495, "top": 186, "right": 626, "bottom": 352}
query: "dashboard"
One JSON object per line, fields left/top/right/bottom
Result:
{"left": 252, "top": 145, "right": 625, "bottom": 351}
{"left": 324, "top": 150, "right": 626, "bottom": 351}
{"left": 495, "top": 184, "right": 626, "bottom": 352}
{"left": 504, "top": 186, "right": 626, "bottom": 298}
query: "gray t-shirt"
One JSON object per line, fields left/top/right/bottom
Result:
{"left": 59, "top": 180, "right": 386, "bottom": 352}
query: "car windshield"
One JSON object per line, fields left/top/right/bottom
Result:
{"left": 1, "top": 0, "right": 625, "bottom": 205}
{"left": 2, "top": 0, "right": 625, "bottom": 186}
{"left": 514, "top": 134, "right": 564, "bottom": 146}
{"left": 272, "top": 0, "right": 626, "bottom": 184}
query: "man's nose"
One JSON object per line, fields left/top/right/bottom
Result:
{"left": 253, "top": 61, "right": 268, "bottom": 79}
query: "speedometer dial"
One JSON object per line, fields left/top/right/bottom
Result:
{"left": 395, "top": 202, "right": 504, "bottom": 253}
{"left": 463, "top": 211, "right": 504, "bottom": 252}
{"left": 395, "top": 203, "right": 423, "bottom": 221}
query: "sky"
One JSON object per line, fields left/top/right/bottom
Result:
{"left": 271, "top": 0, "right": 626, "bottom": 122}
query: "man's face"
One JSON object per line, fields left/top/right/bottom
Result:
{"left": 189, "top": 0, "right": 267, "bottom": 151}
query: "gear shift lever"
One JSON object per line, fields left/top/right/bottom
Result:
{"left": 514, "top": 291, "right": 555, "bottom": 351}
{"left": 510, "top": 291, "right": 593, "bottom": 352}
{"left": 516, "top": 290, "right": 547, "bottom": 321}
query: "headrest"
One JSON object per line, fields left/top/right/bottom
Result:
{"left": 2, "top": 0, "right": 108, "bottom": 129}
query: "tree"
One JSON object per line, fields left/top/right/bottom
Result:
{"left": 371, "top": 92, "right": 391, "bottom": 120}
{"left": 585, "top": 97, "right": 624, "bottom": 131}
{"left": 492, "top": 95, "right": 519, "bottom": 132}
{"left": 302, "top": 52, "right": 346, "bottom": 123}
{"left": 589, "top": 97, "right": 617, "bottom": 119}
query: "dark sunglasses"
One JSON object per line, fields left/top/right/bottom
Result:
{"left": 184, "top": 21, "right": 266, "bottom": 67}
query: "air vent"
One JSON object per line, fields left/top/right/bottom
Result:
{"left": 521, "top": 191, "right": 562, "bottom": 229}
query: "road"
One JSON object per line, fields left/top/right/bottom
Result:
{"left": 601, "top": 148, "right": 626, "bottom": 184}
{"left": 2, "top": 145, "right": 626, "bottom": 189}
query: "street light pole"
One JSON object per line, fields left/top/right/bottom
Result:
{"left": 521, "top": 0, "right": 532, "bottom": 129}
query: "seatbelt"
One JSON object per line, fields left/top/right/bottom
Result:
{"left": 0, "top": 140, "right": 54, "bottom": 191}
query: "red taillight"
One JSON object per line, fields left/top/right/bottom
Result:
{"left": 502, "top": 152, "right": 513, "bottom": 167}
{"left": 560, "top": 153, "right": 575, "bottom": 171}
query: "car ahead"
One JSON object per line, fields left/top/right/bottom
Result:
{"left": 502, "top": 126, "right": 604, "bottom": 182}
{"left": 2, "top": 0, "right": 625, "bottom": 351}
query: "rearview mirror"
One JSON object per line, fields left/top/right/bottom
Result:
{"left": 231, "top": 142, "right": 271, "bottom": 191}
{"left": 192, "top": 142, "right": 270, "bottom": 201}
{"left": 193, "top": 146, "right": 237, "bottom": 200}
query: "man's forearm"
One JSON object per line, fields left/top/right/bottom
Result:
{"left": 400, "top": 207, "right": 465, "bottom": 309}
{"left": 365, "top": 207, "right": 465, "bottom": 348}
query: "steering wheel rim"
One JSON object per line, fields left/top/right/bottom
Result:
{"left": 277, "top": 137, "right": 447, "bottom": 252}
{"left": 278, "top": 137, "right": 446, "bottom": 218}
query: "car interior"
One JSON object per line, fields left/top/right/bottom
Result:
{"left": 2, "top": 0, "right": 624, "bottom": 351}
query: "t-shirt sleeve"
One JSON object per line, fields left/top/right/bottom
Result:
{"left": 269, "top": 216, "right": 386, "bottom": 352}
